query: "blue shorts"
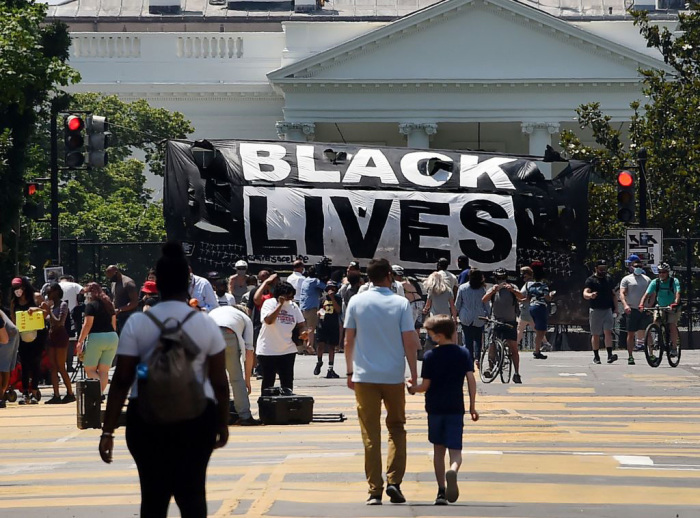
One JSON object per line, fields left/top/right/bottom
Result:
{"left": 529, "top": 304, "right": 548, "bottom": 331}
{"left": 428, "top": 413, "right": 464, "bottom": 450}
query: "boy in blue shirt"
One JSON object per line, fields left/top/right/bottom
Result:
{"left": 407, "top": 315, "right": 479, "bottom": 505}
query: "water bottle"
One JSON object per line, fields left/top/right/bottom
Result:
{"left": 136, "top": 362, "right": 148, "bottom": 380}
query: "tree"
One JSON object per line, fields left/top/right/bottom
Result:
{"left": 29, "top": 94, "right": 195, "bottom": 244}
{"left": 560, "top": 6, "right": 700, "bottom": 242}
{"left": 0, "top": 0, "right": 79, "bottom": 277}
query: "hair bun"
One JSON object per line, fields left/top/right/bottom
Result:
{"left": 161, "top": 241, "right": 186, "bottom": 259}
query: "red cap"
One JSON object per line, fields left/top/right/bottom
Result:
{"left": 142, "top": 281, "right": 158, "bottom": 294}
{"left": 11, "top": 277, "right": 23, "bottom": 287}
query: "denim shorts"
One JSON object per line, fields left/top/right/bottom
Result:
{"left": 428, "top": 413, "right": 464, "bottom": 450}
{"left": 529, "top": 304, "right": 548, "bottom": 331}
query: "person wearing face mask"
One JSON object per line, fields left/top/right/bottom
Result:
{"left": 639, "top": 262, "right": 682, "bottom": 357}
{"left": 619, "top": 255, "right": 651, "bottom": 365}
{"left": 583, "top": 260, "right": 618, "bottom": 365}
{"left": 229, "top": 260, "right": 250, "bottom": 303}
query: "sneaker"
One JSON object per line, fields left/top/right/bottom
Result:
{"left": 513, "top": 373, "right": 522, "bottom": 384}
{"left": 366, "top": 495, "right": 382, "bottom": 506}
{"left": 445, "top": 469, "right": 459, "bottom": 503}
{"left": 435, "top": 491, "right": 448, "bottom": 506}
{"left": 61, "top": 394, "right": 76, "bottom": 404}
{"left": 313, "top": 361, "right": 323, "bottom": 376}
{"left": 634, "top": 342, "right": 645, "bottom": 351}
{"left": 593, "top": 357, "right": 601, "bottom": 364}
{"left": 19, "top": 394, "right": 30, "bottom": 405}
{"left": 483, "top": 369, "right": 492, "bottom": 378}
{"left": 541, "top": 342, "right": 553, "bottom": 352}
{"left": 29, "top": 395, "right": 39, "bottom": 405}
{"left": 45, "top": 395, "right": 62, "bottom": 405}
{"left": 607, "top": 354, "right": 618, "bottom": 364}
{"left": 237, "top": 416, "right": 263, "bottom": 426}
{"left": 386, "top": 484, "right": 406, "bottom": 504}
{"left": 669, "top": 348, "right": 678, "bottom": 358}
{"left": 325, "top": 369, "right": 340, "bottom": 379}
{"left": 628, "top": 356, "right": 635, "bottom": 365}
{"left": 648, "top": 354, "right": 657, "bottom": 363}
{"left": 533, "top": 352, "right": 548, "bottom": 360}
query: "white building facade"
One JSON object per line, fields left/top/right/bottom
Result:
{"left": 51, "top": 0, "right": 679, "bottom": 178}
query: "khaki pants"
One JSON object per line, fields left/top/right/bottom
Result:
{"left": 354, "top": 382, "right": 407, "bottom": 496}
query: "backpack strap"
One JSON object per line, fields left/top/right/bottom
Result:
{"left": 144, "top": 309, "right": 198, "bottom": 331}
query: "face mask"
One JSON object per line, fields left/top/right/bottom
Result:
{"left": 14, "top": 289, "right": 23, "bottom": 298}
{"left": 634, "top": 267, "right": 644, "bottom": 276}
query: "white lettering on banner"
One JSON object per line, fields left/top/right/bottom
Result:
{"left": 242, "top": 187, "right": 517, "bottom": 271}
{"left": 460, "top": 156, "right": 517, "bottom": 191}
{"left": 240, "top": 143, "right": 291, "bottom": 182}
{"left": 296, "top": 145, "right": 341, "bottom": 183}
{"left": 342, "top": 149, "right": 399, "bottom": 185}
{"left": 400, "top": 152, "right": 453, "bottom": 187}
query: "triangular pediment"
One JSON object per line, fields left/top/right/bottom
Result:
{"left": 268, "top": 0, "right": 668, "bottom": 84}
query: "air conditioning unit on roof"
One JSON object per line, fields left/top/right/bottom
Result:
{"left": 149, "top": 0, "right": 181, "bottom": 14}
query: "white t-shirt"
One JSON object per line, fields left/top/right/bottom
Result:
{"left": 438, "top": 270, "right": 458, "bottom": 291}
{"left": 256, "top": 298, "right": 304, "bottom": 356}
{"left": 208, "top": 306, "right": 254, "bottom": 351}
{"left": 286, "top": 271, "right": 305, "bottom": 301}
{"left": 217, "top": 293, "right": 237, "bottom": 307}
{"left": 59, "top": 281, "right": 83, "bottom": 311}
{"left": 117, "top": 300, "right": 226, "bottom": 400}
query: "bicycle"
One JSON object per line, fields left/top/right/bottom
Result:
{"left": 642, "top": 306, "right": 681, "bottom": 368}
{"left": 478, "top": 316, "right": 514, "bottom": 383}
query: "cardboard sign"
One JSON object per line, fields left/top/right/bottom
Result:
{"left": 15, "top": 310, "right": 45, "bottom": 333}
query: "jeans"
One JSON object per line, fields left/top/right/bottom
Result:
{"left": 354, "top": 382, "right": 407, "bottom": 496}
{"left": 257, "top": 353, "right": 296, "bottom": 391}
{"left": 462, "top": 324, "right": 484, "bottom": 361}
{"left": 126, "top": 400, "right": 217, "bottom": 518}
{"left": 223, "top": 333, "right": 251, "bottom": 419}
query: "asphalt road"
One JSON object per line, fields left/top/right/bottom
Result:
{"left": 2, "top": 350, "right": 700, "bottom": 517}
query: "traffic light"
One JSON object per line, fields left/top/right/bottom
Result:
{"left": 64, "top": 114, "right": 85, "bottom": 169}
{"left": 86, "top": 115, "right": 110, "bottom": 168}
{"left": 617, "top": 170, "right": 635, "bottom": 223}
{"left": 22, "top": 181, "right": 46, "bottom": 220}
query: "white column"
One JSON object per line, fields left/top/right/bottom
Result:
{"left": 276, "top": 121, "right": 315, "bottom": 142}
{"left": 521, "top": 122, "right": 560, "bottom": 179}
{"left": 399, "top": 123, "right": 438, "bottom": 149}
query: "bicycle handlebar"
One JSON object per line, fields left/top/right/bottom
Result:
{"left": 478, "top": 316, "right": 514, "bottom": 328}
{"left": 643, "top": 305, "right": 675, "bottom": 312}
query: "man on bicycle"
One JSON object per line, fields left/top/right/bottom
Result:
{"left": 619, "top": 255, "right": 651, "bottom": 365}
{"left": 482, "top": 268, "right": 525, "bottom": 384}
{"left": 583, "top": 260, "right": 618, "bottom": 365}
{"left": 638, "top": 263, "right": 681, "bottom": 355}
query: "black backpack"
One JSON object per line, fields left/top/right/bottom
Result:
{"left": 138, "top": 311, "right": 206, "bottom": 424}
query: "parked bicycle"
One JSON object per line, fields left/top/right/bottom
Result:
{"left": 643, "top": 306, "right": 681, "bottom": 368}
{"left": 478, "top": 316, "right": 514, "bottom": 384}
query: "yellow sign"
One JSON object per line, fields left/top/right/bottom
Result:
{"left": 15, "top": 310, "right": 45, "bottom": 333}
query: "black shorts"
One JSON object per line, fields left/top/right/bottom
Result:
{"left": 626, "top": 309, "right": 651, "bottom": 333}
{"left": 316, "top": 320, "right": 340, "bottom": 346}
{"left": 494, "top": 321, "right": 517, "bottom": 342}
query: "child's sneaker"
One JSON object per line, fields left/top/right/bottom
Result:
{"left": 445, "top": 469, "right": 459, "bottom": 503}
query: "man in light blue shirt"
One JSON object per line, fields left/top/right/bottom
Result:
{"left": 344, "top": 258, "right": 419, "bottom": 506}
{"left": 299, "top": 266, "right": 326, "bottom": 353}
{"left": 188, "top": 267, "right": 219, "bottom": 312}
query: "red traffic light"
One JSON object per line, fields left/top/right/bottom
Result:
{"left": 617, "top": 171, "right": 634, "bottom": 188}
{"left": 24, "top": 182, "right": 42, "bottom": 197}
{"left": 66, "top": 115, "right": 84, "bottom": 132}
{"left": 27, "top": 184, "right": 37, "bottom": 196}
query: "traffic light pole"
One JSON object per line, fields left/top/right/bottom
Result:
{"left": 637, "top": 148, "right": 648, "bottom": 227}
{"left": 50, "top": 103, "right": 60, "bottom": 265}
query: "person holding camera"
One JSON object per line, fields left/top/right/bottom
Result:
{"left": 257, "top": 282, "right": 307, "bottom": 391}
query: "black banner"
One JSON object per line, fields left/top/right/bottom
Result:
{"left": 164, "top": 139, "right": 594, "bottom": 324}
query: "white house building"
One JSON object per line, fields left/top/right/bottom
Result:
{"left": 49, "top": 0, "right": 681, "bottom": 178}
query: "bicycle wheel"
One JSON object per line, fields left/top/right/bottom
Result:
{"left": 667, "top": 331, "right": 681, "bottom": 368}
{"left": 479, "top": 340, "right": 503, "bottom": 384}
{"left": 500, "top": 341, "right": 512, "bottom": 384}
{"left": 644, "top": 323, "right": 663, "bottom": 368}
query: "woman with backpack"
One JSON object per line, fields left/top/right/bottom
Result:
{"left": 523, "top": 260, "right": 556, "bottom": 360}
{"left": 100, "top": 242, "right": 229, "bottom": 518}
{"left": 76, "top": 282, "right": 119, "bottom": 395}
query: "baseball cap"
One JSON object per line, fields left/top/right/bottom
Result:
{"left": 494, "top": 267, "right": 507, "bottom": 278}
{"left": 348, "top": 261, "right": 360, "bottom": 269}
{"left": 235, "top": 260, "right": 248, "bottom": 269}
{"left": 142, "top": 281, "right": 158, "bottom": 294}
{"left": 391, "top": 265, "right": 404, "bottom": 276}
{"left": 11, "top": 277, "right": 23, "bottom": 287}
{"left": 326, "top": 280, "right": 338, "bottom": 289}
{"left": 627, "top": 254, "right": 641, "bottom": 263}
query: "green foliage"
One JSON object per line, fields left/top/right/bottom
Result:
{"left": 561, "top": 6, "right": 700, "bottom": 241}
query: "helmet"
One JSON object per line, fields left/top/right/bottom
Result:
{"left": 658, "top": 262, "right": 670, "bottom": 272}
{"left": 493, "top": 267, "right": 507, "bottom": 278}
{"left": 391, "top": 265, "right": 405, "bottom": 276}
{"left": 234, "top": 260, "right": 248, "bottom": 269}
